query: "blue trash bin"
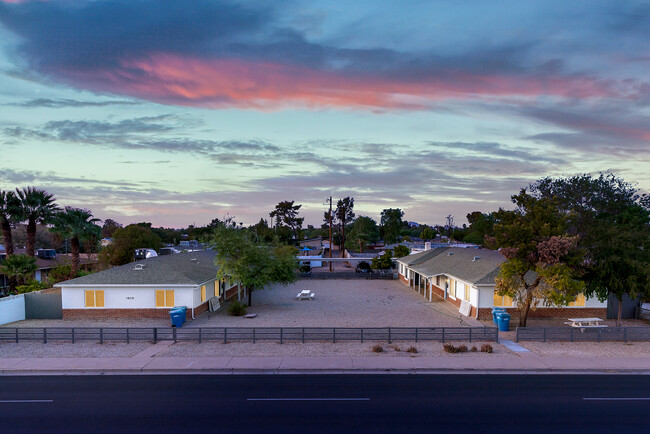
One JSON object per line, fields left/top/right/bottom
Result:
{"left": 492, "top": 307, "right": 506, "bottom": 325}
{"left": 498, "top": 312, "right": 511, "bottom": 332}
{"left": 174, "top": 306, "right": 187, "bottom": 323}
{"left": 170, "top": 309, "right": 184, "bottom": 327}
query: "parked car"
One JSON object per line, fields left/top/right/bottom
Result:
{"left": 355, "top": 261, "right": 372, "bottom": 273}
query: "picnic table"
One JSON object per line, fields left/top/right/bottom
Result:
{"left": 564, "top": 318, "right": 607, "bottom": 329}
{"left": 296, "top": 290, "right": 315, "bottom": 300}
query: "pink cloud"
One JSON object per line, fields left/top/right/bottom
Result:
{"left": 56, "top": 53, "right": 622, "bottom": 110}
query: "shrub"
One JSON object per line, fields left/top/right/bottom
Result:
{"left": 227, "top": 300, "right": 247, "bottom": 316}
{"left": 458, "top": 345, "right": 468, "bottom": 353}
{"left": 481, "top": 344, "right": 493, "bottom": 353}
{"left": 372, "top": 344, "right": 384, "bottom": 353}
{"left": 443, "top": 344, "right": 459, "bottom": 353}
{"left": 471, "top": 346, "right": 478, "bottom": 352}
{"left": 393, "top": 345, "right": 401, "bottom": 352}
{"left": 16, "top": 280, "right": 48, "bottom": 294}
{"left": 406, "top": 346, "right": 418, "bottom": 354}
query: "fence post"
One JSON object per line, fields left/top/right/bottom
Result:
{"left": 543, "top": 328, "right": 546, "bottom": 343}
{"left": 100, "top": 328, "right": 103, "bottom": 345}
{"left": 280, "top": 328, "right": 283, "bottom": 345}
{"left": 302, "top": 328, "right": 304, "bottom": 344}
{"left": 253, "top": 328, "right": 256, "bottom": 344}
{"left": 153, "top": 328, "right": 157, "bottom": 344}
{"left": 173, "top": 328, "right": 177, "bottom": 343}
{"left": 468, "top": 328, "right": 471, "bottom": 343}
{"left": 360, "top": 328, "right": 364, "bottom": 343}
{"left": 43, "top": 328, "right": 47, "bottom": 344}
{"left": 495, "top": 328, "right": 499, "bottom": 343}
{"left": 15, "top": 329, "right": 18, "bottom": 344}
{"left": 442, "top": 328, "right": 445, "bottom": 343}
{"left": 624, "top": 327, "right": 627, "bottom": 344}
{"left": 570, "top": 328, "right": 574, "bottom": 342}
{"left": 333, "top": 328, "right": 336, "bottom": 343}
{"left": 388, "top": 327, "right": 392, "bottom": 344}
{"left": 198, "top": 328, "right": 202, "bottom": 344}
{"left": 126, "top": 328, "right": 130, "bottom": 344}
{"left": 415, "top": 328, "right": 419, "bottom": 343}
{"left": 597, "top": 328, "right": 601, "bottom": 343}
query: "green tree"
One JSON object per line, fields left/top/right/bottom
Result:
{"left": 492, "top": 191, "right": 585, "bottom": 327}
{"left": 380, "top": 208, "right": 404, "bottom": 244}
{"left": 50, "top": 207, "right": 101, "bottom": 274}
{"left": 99, "top": 224, "right": 162, "bottom": 266}
{"left": 372, "top": 250, "right": 393, "bottom": 269}
{"left": 210, "top": 224, "right": 298, "bottom": 306}
{"left": 101, "top": 218, "right": 122, "bottom": 238}
{"left": 0, "top": 190, "right": 20, "bottom": 256}
{"left": 0, "top": 254, "right": 37, "bottom": 290}
{"left": 14, "top": 187, "right": 59, "bottom": 257}
{"left": 529, "top": 173, "right": 650, "bottom": 325}
{"left": 346, "top": 216, "right": 379, "bottom": 252}
{"left": 392, "top": 244, "right": 410, "bottom": 258}
{"left": 464, "top": 211, "right": 496, "bottom": 245}
{"left": 420, "top": 226, "right": 435, "bottom": 241}
{"left": 269, "top": 200, "right": 304, "bottom": 244}
{"left": 335, "top": 197, "right": 355, "bottom": 255}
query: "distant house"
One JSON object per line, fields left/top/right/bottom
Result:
{"left": 299, "top": 237, "right": 323, "bottom": 250}
{"left": 396, "top": 247, "right": 606, "bottom": 319}
{"left": 100, "top": 238, "right": 113, "bottom": 247}
{"left": 0, "top": 249, "right": 96, "bottom": 287}
{"left": 55, "top": 250, "right": 238, "bottom": 319}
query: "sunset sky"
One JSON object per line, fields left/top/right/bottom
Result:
{"left": 1, "top": 0, "right": 649, "bottom": 228}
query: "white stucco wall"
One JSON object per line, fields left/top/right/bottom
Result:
{"left": 477, "top": 286, "right": 496, "bottom": 308}
{"left": 0, "top": 294, "right": 26, "bottom": 325}
{"left": 61, "top": 286, "right": 197, "bottom": 309}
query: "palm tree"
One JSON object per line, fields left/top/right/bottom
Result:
{"left": 50, "top": 207, "right": 101, "bottom": 273}
{"left": 15, "top": 187, "right": 59, "bottom": 257}
{"left": 0, "top": 190, "right": 21, "bottom": 256}
{"left": 0, "top": 254, "right": 37, "bottom": 289}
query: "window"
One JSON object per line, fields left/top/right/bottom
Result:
{"left": 448, "top": 279, "right": 456, "bottom": 298}
{"left": 493, "top": 292, "right": 514, "bottom": 307}
{"left": 213, "top": 281, "right": 220, "bottom": 298}
{"left": 85, "top": 290, "right": 104, "bottom": 307}
{"left": 568, "top": 293, "right": 586, "bottom": 307}
{"left": 201, "top": 285, "right": 206, "bottom": 302}
{"left": 155, "top": 290, "right": 175, "bottom": 307}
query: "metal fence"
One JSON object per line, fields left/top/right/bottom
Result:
{"left": 0, "top": 326, "right": 498, "bottom": 344}
{"left": 515, "top": 327, "right": 650, "bottom": 343}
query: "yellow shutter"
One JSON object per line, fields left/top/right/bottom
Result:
{"left": 569, "top": 293, "right": 586, "bottom": 307}
{"left": 201, "top": 285, "right": 206, "bottom": 302}
{"left": 504, "top": 295, "right": 514, "bottom": 307}
{"left": 95, "top": 290, "right": 105, "bottom": 307}
{"left": 214, "top": 281, "right": 219, "bottom": 297}
{"left": 165, "top": 290, "right": 175, "bottom": 307}
{"left": 85, "top": 290, "right": 95, "bottom": 307}
{"left": 493, "top": 293, "right": 503, "bottom": 306}
{"left": 464, "top": 284, "right": 470, "bottom": 301}
{"left": 155, "top": 290, "right": 165, "bottom": 307}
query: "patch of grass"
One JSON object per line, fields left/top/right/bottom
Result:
{"left": 406, "top": 346, "right": 418, "bottom": 354}
{"left": 481, "top": 344, "right": 493, "bottom": 353}
{"left": 227, "top": 301, "right": 247, "bottom": 316}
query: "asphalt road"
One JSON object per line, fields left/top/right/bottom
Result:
{"left": 1, "top": 374, "right": 649, "bottom": 433}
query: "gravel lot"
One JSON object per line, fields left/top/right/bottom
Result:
{"left": 520, "top": 341, "right": 650, "bottom": 358}
{"left": 0, "top": 342, "right": 151, "bottom": 358}
{"left": 156, "top": 341, "right": 509, "bottom": 358}
{"left": 192, "top": 279, "right": 482, "bottom": 328}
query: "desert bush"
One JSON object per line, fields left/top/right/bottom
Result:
{"left": 372, "top": 344, "right": 384, "bottom": 353}
{"left": 481, "top": 344, "right": 493, "bottom": 353}
{"left": 406, "top": 346, "right": 418, "bottom": 354}
{"left": 458, "top": 345, "right": 468, "bottom": 353}
{"left": 471, "top": 346, "right": 478, "bottom": 352}
{"left": 443, "top": 344, "right": 459, "bottom": 353}
{"left": 227, "top": 300, "right": 247, "bottom": 316}
{"left": 393, "top": 345, "right": 401, "bottom": 352}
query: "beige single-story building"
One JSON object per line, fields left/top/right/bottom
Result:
{"left": 396, "top": 247, "right": 607, "bottom": 320}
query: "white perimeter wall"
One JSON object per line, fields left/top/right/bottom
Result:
{"left": 0, "top": 294, "right": 26, "bottom": 325}
{"left": 61, "top": 286, "right": 197, "bottom": 309}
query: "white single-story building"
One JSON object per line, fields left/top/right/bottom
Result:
{"left": 396, "top": 247, "right": 607, "bottom": 320}
{"left": 55, "top": 251, "right": 238, "bottom": 319}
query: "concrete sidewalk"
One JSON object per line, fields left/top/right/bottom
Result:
{"left": 1, "top": 342, "right": 649, "bottom": 375}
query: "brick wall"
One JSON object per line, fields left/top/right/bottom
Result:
{"left": 63, "top": 308, "right": 173, "bottom": 319}
{"left": 477, "top": 307, "right": 607, "bottom": 321}
{"left": 224, "top": 285, "right": 239, "bottom": 300}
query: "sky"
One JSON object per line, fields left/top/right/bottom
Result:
{"left": 1, "top": 0, "right": 649, "bottom": 229}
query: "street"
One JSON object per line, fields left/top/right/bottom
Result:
{"left": 1, "top": 374, "right": 649, "bottom": 433}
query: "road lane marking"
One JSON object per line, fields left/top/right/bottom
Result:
{"left": 583, "top": 398, "right": 650, "bottom": 401}
{"left": 0, "top": 400, "right": 53, "bottom": 403}
{"left": 247, "top": 398, "right": 370, "bottom": 401}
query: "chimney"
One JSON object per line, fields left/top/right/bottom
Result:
{"left": 425, "top": 242, "right": 431, "bottom": 251}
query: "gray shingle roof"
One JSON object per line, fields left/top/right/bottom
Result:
{"left": 55, "top": 251, "right": 218, "bottom": 286}
{"left": 396, "top": 248, "right": 447, "bottom": 266}
{"left": 408, "top": 247, "right": 505, "bottom": 285}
